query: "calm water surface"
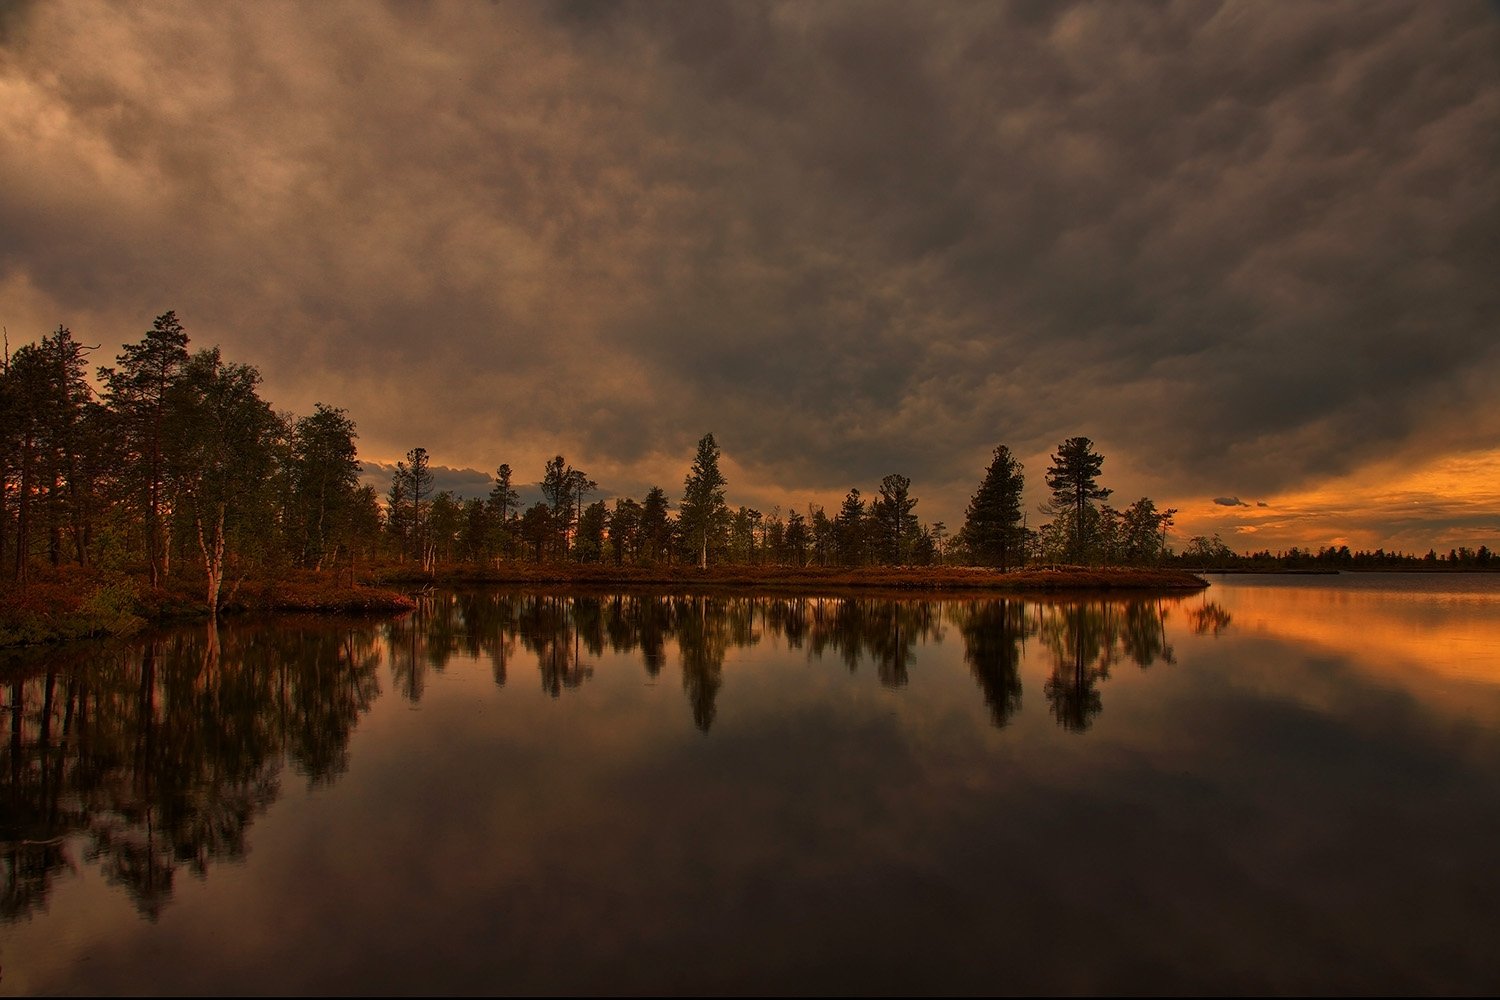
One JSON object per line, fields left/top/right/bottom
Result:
{"left": 3, "top": 575, "right": 1499, "bottom": 994}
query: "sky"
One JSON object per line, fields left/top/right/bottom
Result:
{"left": 1, "top": 0, "right": 1497, "bottom": 554}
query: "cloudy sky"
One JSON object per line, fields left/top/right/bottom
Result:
{"left": 2, "top": 0, "right": 1497, "bottom": 553}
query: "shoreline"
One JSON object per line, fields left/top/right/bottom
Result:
{"left": 371, "top": 563, "right": 1211, "bottom": 594}
{"left": 0, "top": 564, "right": 1206, "bottom": 650}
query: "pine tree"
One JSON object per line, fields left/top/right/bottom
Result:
{"left": 679, "top": 433, "right": 728, "bottom": 569}
{"left": 640, "top": 486, "right": 672, "bottom": 564}
{"left": 961, "top": 445, "right": 1025, "bottom": 570}
{"left": 488, "top": 464, "right": 518, "bottom": 522}
{"left": 1045, "top": 436, "right": 1111, "bottom": 564}
{"left": 835, "top": 488, "right": 866, "bottom": 566}
{"left": 98, "top": 310, "right": 190, "bottom": 586}
{"left": 871, "top": 473, "right": 919, "bottom": 564}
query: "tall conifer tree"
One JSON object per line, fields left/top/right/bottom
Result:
{"left": 679, "top": 433, "right": 728, "bottom": 569}
{"left": 961, "top": 445, "right": 1025, "bottom": 570}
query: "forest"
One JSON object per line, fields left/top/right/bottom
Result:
{"left": 0, "top": 313, "right": 1491, "bottom": 637}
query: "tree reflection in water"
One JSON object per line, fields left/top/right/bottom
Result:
{"left": 2, "top": 589, "right": 1214, "bottom": 921}
{"left": 1040, "top": 599, "right": 1178, "bottom": 733}
{"left": 954, "top": 599, "right": 1029, "bottom": 728}
{"left": 2, "top": 619, "right": 380, "bottom": 921}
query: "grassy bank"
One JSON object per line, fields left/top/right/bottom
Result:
{"left": 0, "top": 567, "right": 415, "bottom": 648}
{"left": 2, "top": 562, "right": 1204, "bottom": 649}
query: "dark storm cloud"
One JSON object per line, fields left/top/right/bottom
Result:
{"left": 1, "top": 1, "right": 1496, "bottom": 544}
{"left": 1214, "top": 497, "right": 1250, "bottom": 508}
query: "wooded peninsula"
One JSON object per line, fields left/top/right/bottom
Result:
{"left": 2, "top": 314, "right": 1492, "bottom": 646}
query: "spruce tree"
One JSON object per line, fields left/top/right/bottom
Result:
{"left": 961, "top": 445, "right": 1025, "bottom": 570}
{"left": 679, "top": 433, "right": 728, "bottom": 569}
{"left": 98, "top": 310, "right": 190, "bottom": 586}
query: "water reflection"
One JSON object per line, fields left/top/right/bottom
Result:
{"left": 1, "top": 591, "right": 1193, "bottom": 924}
{"left": 1039, "top": 600, "right": 1178, "bottom": 732}
{"left": 954, "top": 599, "right": 1028, "bottom": 728}
{"left": 391, "top": 591, "right": 1179, "bottom": 734}
{"left": 2, "top": 621, "right": 379, "bottom": 922}
{"left": 10, "top": 579, "right": 1500, "bottom": 994}
{"left": 1187, "top": 601, "right": 1233, "bottom": 636}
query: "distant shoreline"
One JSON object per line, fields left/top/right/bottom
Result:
{"left": 370, "top": 563, "right": 1211, "bottom": 594}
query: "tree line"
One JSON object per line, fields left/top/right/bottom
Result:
{"left": 1177, "top": 535, "right": 1495, "bottom": 571}
{"left": 381, "top": 432, "right": 1179, "bottom": 573}
{"left": 6, "top": 312, "right": 1494, "bottom": 600}
{"left": 0, "top": 312, "right": 1215, "bottom": 604}
{"left": 0, "top": 315, "right": 377, "bottom": 608}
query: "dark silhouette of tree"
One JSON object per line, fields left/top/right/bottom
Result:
{"left": 784, "top": 509, "right": 809, "bottom": 566}
{"left": 961, "top": 445, "right": 1025, "bottom": 570}
{"left": 1045, "top": 436, "right": 1111, "bottom": 564}
{"left": 458, "top": 496, "right": 489, "bottom": 563}
{"left": 835, "top": 489, "right": 866, "bottom": 566}
{"left": 640, "top": 486, "right": 673, "bottom": 564}
{"left": 608, "top": 497, "right": 643, "bottom": 565}
{"left": 0, "top": 620, "right": 379, "bottom": 919}
{"left": 518, "top": 502, "right": 552, "bottom": 561}
{"left": 98, "top": 311, "right": 190, "bottom": 587}
{"left": 167, "top": 349, "right": 279, "bottom": 611}
{"left": 401, "top": 447, "right": 435, "bottom": 571}
{"left": 488, "top": 463, "right": 519, "bottom": 523}
{"left": 288, "top": 403, "right": 362, "bottom": 570}
{"left": 870, "top": 474, "right": 919, "bottom": 565}
{"left": 1187, "top": 601, "right": 1233, "bottom": 636}
{"left": 954, "top": 599, "right": 1029, "bottom": 727}
{"left": 1118, "top": 497, "right": 1176, "bottom": 566}
{"left": 426, "top": 491, "right": 463, "bottom": 565}
{"left": 677, "top": 595, "right": 727, "bottom": 729}
{"left": 486, "top": 463, "right": 519, "bottom": 561}
{"left": 4, "top": 342, "right": 52, "bottom": 581}
{"left": 1118, "top": 599, "right": 1175, "bottom": 667}
{"left": 541, "top": 455, "right": 595, "bottom": 558}
{"left": 638, "top": 593, "right": 672, "bottom": 677}
{"left": 809, "top": 504, "right": 834, "bottom": 566}
{"left": 1042, "top": 603, "right": 1109, "bottom": 732}
{"left": 678, "top": 433, "right": 728, "bottom": 569}
{"left": 384, "top": 468, "right": 410, "bottom": 557}
{"left": 575, "top": 500, "right": 608, "bottom": 562}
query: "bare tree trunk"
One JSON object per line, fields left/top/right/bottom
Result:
{"left": 196, "top": 502, "right": 227, "bottom": 614}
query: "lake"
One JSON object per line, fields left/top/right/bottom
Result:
{"left": 3, "top": 574, "right": 1499, "bottom": 994}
